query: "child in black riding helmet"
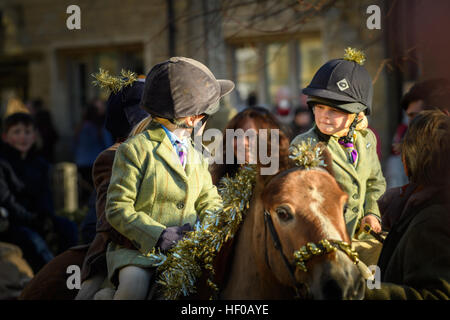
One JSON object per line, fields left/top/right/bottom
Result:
{"left": 290, "top": 48, "right": 386, "bottom": 240}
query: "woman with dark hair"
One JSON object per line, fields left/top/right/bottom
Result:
{"left": 366, "top": 110, "right": 450, "bottom": 300}
{"left": 208, "top": 107, "right": 291, "bottom": 290}
{"left": 210, "top": 106, "right": 291, "bottom": 185}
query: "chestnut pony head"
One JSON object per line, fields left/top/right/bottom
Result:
{"left": 259, "top": 146, "right": 365, "bottom": 300}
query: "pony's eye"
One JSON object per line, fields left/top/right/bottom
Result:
{"left": 276, "top": 206, "right": 293, "bottom": 222}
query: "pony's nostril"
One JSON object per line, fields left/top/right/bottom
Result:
{"left": 322, "top": 279, "right": 344, "bottom": 300}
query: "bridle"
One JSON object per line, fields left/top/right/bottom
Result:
{"left": 263, "top": 209, "right": 360, "bottom": 299}
{"left": 263, "top": 209, "right": 309, "bottom": 298}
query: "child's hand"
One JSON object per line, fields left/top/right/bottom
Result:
{"left": 359, "top": 215, "right": 381, "bottom": 233}
{"left": 156, "top": 223, "right": 193, "bottom": 253}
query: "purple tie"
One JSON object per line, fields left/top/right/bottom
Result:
{"left": 175, "top": 140, "right": 186, "bottom": 167}
{"left": 338, "top": 136, "right": 358, "bottom": 165}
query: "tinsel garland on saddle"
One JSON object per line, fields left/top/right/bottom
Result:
{"left": 151, "top": 165, "right": 257, "bottom": 300}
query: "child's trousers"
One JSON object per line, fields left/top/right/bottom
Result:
{"left": 113, "top": 265, "right": 153, "bottom": 300}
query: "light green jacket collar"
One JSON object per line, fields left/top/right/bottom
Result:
{"left": 145, "top": 120, "right": 200, "bottom": 181}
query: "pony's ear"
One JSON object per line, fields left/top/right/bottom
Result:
{"left": 317, "top": 142, "right": 335, "bottom": 177}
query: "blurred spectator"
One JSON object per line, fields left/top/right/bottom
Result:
{"left": 290, "top": 107, "right": 313, "bottom": 138}
{"left": 74, "top": 98, "right": 113, "bottom": 206}
{"left": 401, "top": 78, "right": 450, "bottom": 121}
{"left": 0, "top": 113, "right": 78, "bottom": 272}
{"left": 0, "top": 156, "right": 53, "bottom": 273}
{"left": 247, "top": 92, "right": 258, "bottom": 108}
{"left": 3, "top": 98, "right": 30, "bottom": 119}
{"left": 273, "top": 87, "right": 295, "bottom": 137}
{"left": 27, "top": 99, "right": 59, "bottom": 164}
{"left": 386, "top": 78, "right": 450, "bottom": 189}
{"left": 210, "top": 106, "right": 291, "bottom": 185}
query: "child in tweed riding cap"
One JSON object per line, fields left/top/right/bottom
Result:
{"left": 104, "top": 57, "right": 234, "bottom": 299}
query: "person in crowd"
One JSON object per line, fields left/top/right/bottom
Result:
{"left": 0, "top": 113, "right": 78, "bottom": 272}
{"left": 210, "top": 106, "right": 291, "bottom": 185}
{"left": 207, "top": 106, "right": 291, "bottom": 289}
{"left": 366, "top": 110, "right": 450, "bottom": 300}
{"left": 28, "top": 99, "right": 59, "bottom": 164}
{"left": 290, "top": 106, "right": 313, "bottom": 138}
{"left": 386, "top": 78, "right": 450, "bottom": 189}
{"left": 3, "top": 97, "right": 29, "bottom": 119}
{"left": 247, "top": 92, "right": 258, "bottom": 109}
{"left": 74, "top": 98, "right": 113, "bottom": 206}
{"left": 104, "top": 57, "right": 232, "bottom": 300}
{"left": 290, "top": 49, "right": 386, "bottom": 239}
{"left": 0, "top": 157, "right": 53, "bottom": 273}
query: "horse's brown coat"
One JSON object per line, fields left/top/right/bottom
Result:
{"left": 21, "top": 146, "right": 364, "bottom": 300}
{"left": 221, "top": 165, "right": 362, "bottom": 299}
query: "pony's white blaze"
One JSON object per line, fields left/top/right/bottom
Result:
{"left": 309, "top": 186, "right": 343, "bottom": 241}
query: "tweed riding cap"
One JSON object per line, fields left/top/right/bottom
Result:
{"left": 140, "top": 57, "right": 235, "bottom": 119}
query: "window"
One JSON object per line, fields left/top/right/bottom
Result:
{"left": 267, "top": 43, "right": 289, "bottom": 106}
{"left": 232, "top": 36, "right": 324, "bottom": 109}
{"left": 299, "top": 38, "right": 323, "bottom": 90}
{"left": 235, "top": 46, "right": 259, "bottom": 106}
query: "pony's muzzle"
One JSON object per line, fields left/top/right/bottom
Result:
{"left": 309, "top": 252, "right": 365, "bottom": 300}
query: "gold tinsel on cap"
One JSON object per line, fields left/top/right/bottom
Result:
{"left": 91, "top": 68, "right": 138, "bottom": 93}
{"left": 343, "top": 47, "right": 366, "bottom": 65}
{"left": 151, "top": 165, "right": 257, "bottom": 300}
{"left": 289, "top": 138, "right": 327, "bottom": 169}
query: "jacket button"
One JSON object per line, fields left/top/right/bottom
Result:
{"left": 177, "top": 202, "right": 185, "bottom": 209}
{"left": 352, "top": 207, "right": 359, "bottom": 213}
{"left": 352, "top": 194, "right": 360, "bottom": 200}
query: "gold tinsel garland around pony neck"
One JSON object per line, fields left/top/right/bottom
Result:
{"left": 150, "top": 140, "right": 327, "bottom": 299}
{"left": 151, "top": 165, "right": 257, "bottom": 300}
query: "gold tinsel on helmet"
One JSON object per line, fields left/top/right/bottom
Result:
{"left": 151, "top": 165, "right": 257, "bottom": 300}
{"left": 343, "top": 47, "right": 366, "bottom": 65}
{"left": 91, "top": 68, "right": 138, "bottom": 93}
{"left": 289, "top": 138, "right": 327, "bottom": 169}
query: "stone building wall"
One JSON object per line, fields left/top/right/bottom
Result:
{"left": 2, "top": 0, "right": 394, "bottom": 162}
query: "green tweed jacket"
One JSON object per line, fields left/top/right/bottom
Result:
{"left": 290, "top": 125, "right": 386, "bottom": 238}
{"left": 105, "top": 120, "right": 222, "bottom": 281}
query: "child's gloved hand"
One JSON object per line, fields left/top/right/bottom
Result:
{"left": 359, "top": 215, "right": 381, "bottom": 234}
{"left": 156, "top": 223, "right": 193, "bottom": 253}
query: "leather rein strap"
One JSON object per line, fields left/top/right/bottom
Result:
{"left": 263, "top": 210, "right": 309, "bottom": 299}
